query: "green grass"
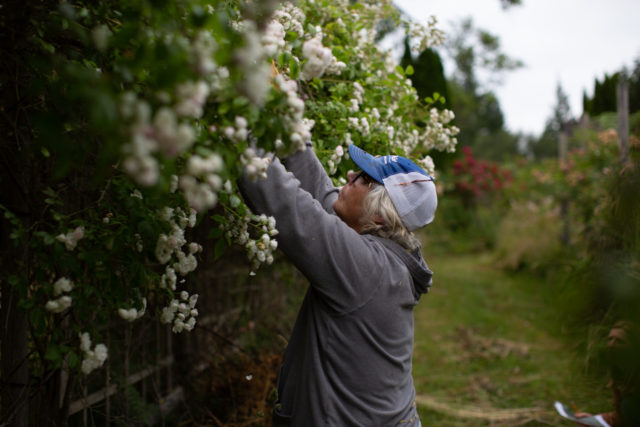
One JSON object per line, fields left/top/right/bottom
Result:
{"left": 412, "top": 249, "right": 612, "bottom": 425}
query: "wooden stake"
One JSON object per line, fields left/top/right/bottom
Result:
{"left": 617, "top": 71, "right": 630, "bottom": 164}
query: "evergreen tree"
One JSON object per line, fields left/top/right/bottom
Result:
{"left": 443, "top": 18, "right": 521, "bottom": 161}
{"left": 400, "top": 38, "right": 450, "bottom": 109}
{"left": 583, "top": 60, "right": 640, "bottom": 117}
{"left": 500, "top": 0, "right": 523, "bottom": 8}
{"left": 529, "top": 83, "right": 573, "bottom": 159}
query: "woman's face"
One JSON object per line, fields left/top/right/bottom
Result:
{"left": 333, "top": 170, "right": 374, "bottom": 233}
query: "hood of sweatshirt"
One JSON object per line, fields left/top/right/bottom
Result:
{"left": 368, "top": 236, "right": 433, "bottom": 299}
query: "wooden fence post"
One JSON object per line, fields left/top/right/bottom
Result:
{"left": 558, "top": 128, "right": 568, "bottom": 164}
{"left": 558, "top": 128, "right": 570, "bottom": 246}
{"left": 0, "top": 285, "right": 29, "bottom": 427}
{"left": 617, "top": 70, "right": 630, "bottom": 164}
{"left": 1, "top": 3, "right": 31, "bottom": 418}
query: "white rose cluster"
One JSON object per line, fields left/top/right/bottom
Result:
{"left": 419, "top": 155, "right": 436, "bottom": 177}
{"left": 189, "top": 30, "right": 232, "bottom": 99}
{"left": 349, "top": 82, "right": 365, "bottom": 114}
{"left": 120, "top": 93, "right": 196, "bottom": 187}
{"left": 386, "top": 125, "right": 395, "bottom": 141}
{"left": 181, "top": 152, "right": 225, "bottom": 212}
{"left": 45, "top": 277, "right": 75, "bottom": 314}
{"left": 79, "top": 332, "right": 108, "bottom": 375}
{"left": 246, "top": 229, "right": 278, "bottom": 269}
{"left": 423, "top": 108, "right": 459, "bottom": 153}
{"left": 152, "top": 107, "right": 197, "bottom": 157}
{"left": 241, "top": 148, "right": 271, "bottom": 182}
{"left": 408, "top": 16, "right": 446, "bottom": 54}
{"left": 160, "top": 291, "right": 199, "bottom": 333}
{"left": 299, "top": 33, "right": 334, "bottom": 81}
{"left": 118, "top": 297, "right": 147, "bottom": 322}
{"left": 174, "top": 249, "right": 198, "bottom": 275}
{"left": 384, "top": 105, "right": 458, "bottom": 157}
{"left": 53, "top": 277, "right": 73, "bottom": 295}
{"left": 327, "top": 145, "right": 345, "bottom": 175}
{"left": 155, "top": 207, "right": 199, "bottom": 279}
{"left": 174, "top": 80, "right": 210, "bottom": 118}
{"left": 56, "top": 226, "right": 84, "bottom": 251}
{"left": 222, "top": 116, "right": 249, "bottom": 143}
{"left": 91, "top": 24, "right": 111, "bottom": 52}
{"left": 45, "top": 296, "right": 72, "bottom": 314}
{"left": 220, "top": 210, "right": 279, "bottom": 271}
{"left": 274, "top": 75, "right": 314, "bottom": 152}
{"left": 272, "top": 2, "right": 305, "bottom": 39}
{"left": 347, "top": 116, "right": 370, "bottom": 137}
{"left": 262, "top": 20, "right": 286, "bottom": 57}
{"left": 325, "top": 56, "right": 347, "bottom": 76}
{"left": 192, "top": 30, "right": 217, "bottom": 75}
{"left": 160, "top": 265, "right": 178, "bottom": 291}
{"left": 234, "top": 20, "right": 273, "bottom": 105}
{"left": 117, "top": 25, "right": 228, "bottom": 189}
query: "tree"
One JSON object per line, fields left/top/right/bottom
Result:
{"left": 529, "top": 83, "right": 574, "bottom": 160}
{"left": 446, "top": 18, "right": 523, "bottom": 94}
{"left": 550, "top": 83, "right": 573, "bottom": 133}
{"left": 400, "top": 38, "right": 450, "bottom": 109}
{"left": 500, "top": 0, "right": 523, "bottom": 8}
{"left": 442, "top": 18, "right": 522, "bottom": 161}
{"left": 583, "top": 59, "right": 640, "bottom": 117}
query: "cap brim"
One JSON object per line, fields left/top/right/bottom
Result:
{"left": 348, "top": 144, "right": 384, "bottom": 183}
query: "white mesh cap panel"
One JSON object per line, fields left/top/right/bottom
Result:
{"left": 382, "top": 172, "right": 437, "bottom": 231}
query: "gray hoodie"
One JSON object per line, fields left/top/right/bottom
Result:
{"left": 239, "top": 147, "right": 432, "bottom": 426}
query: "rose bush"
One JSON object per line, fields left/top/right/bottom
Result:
{"left": 1, "top": 0, "right": 457, "bottom": 384}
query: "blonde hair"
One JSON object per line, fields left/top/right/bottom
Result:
{"left": 359, "top": 184, "right": 421, "bottom": 251}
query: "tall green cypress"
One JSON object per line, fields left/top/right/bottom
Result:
{"left": 400, "top": 38, "right": 450, "bottom": 109}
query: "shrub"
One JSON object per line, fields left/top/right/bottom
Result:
{"left": 1, "top": 0, "right": 459, "bottom": 422}
{"left": 493, "top": 199, "right": 564, "bottom": 272}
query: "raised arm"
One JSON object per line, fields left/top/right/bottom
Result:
{"left": 238, "top": 157, "right": 384, "bottom": 313}
{"left": 281, "top": 145, "right": 339, "bottom": 213}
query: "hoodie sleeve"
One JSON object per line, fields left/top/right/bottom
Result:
{"left": 281, "top": 146, "right": 338, "bottom": 214}
{"left": 238, "top": 156, "right": 385, "bottom": 313}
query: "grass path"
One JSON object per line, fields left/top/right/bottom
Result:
{"left": 413, "top": 250, "right": 612, "bottom": 425}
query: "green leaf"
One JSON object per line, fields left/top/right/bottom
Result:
{"left": 35, "top": 231, "right": 55, "bottom": 245}
{"left": 289, "top": 57, "right": 300, "bottom": 80}
{"left": 43, "top": 187, "right": 56, "bottom": 197}
{"left": 45, "top": 344, "right": 62, "bottom": 366}
{"left": 233, "top": 96, "right": 249, "bottom": 109}
{"left": 278, "top": 51, "right": 291, "bottom": 67}
{"left": 195, "top": 146, "right": 214, "bottom": 157}
{"left": 68, "top": 351, "right": 79, "bottom": 369}
{"left": 218, "top": 102, "right": 230, "bottom": 115}
{"left": 405, "top": 65, "right": 414, "bottom": 76}
{"left": 214, "top": 238, "right": 226, "bottom": 260}
{"left": 209, "top": 227, "right": 223, "bottom": 239}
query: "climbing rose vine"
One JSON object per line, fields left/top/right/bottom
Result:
{"left": 2, "top": 0, "right": 457, "bottom": 376}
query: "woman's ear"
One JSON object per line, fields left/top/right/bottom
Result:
{"left": 372, "top": 214, "right": 384, "bottom": 226}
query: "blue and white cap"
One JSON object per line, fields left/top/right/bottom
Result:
{"left": 348, "top": 144, "right": 437, "bottom": 231}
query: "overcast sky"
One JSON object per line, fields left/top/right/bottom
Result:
{"left": 390, "top": 0, "right": 640, "bottom": 136}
